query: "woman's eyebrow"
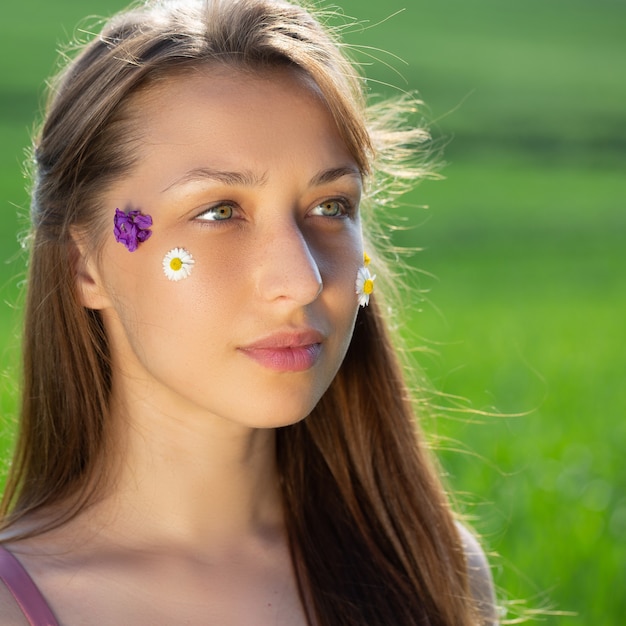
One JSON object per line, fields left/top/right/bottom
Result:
{"left": 161, "top": 168, "right": 267, "bottom": 193}
{"left": 161, "top": 164, "right": 361, "bottom": 194}
{"left": 309, "top": 165, "right": 362, "bottom": 187}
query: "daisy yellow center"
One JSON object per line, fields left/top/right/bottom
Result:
{"left": 170, "top": 257, "right": 183, "bottom": 271}
{"left": 363, "top": 278, "right": 374, "bottom": 295}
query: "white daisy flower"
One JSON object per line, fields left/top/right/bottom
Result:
{"left": 162, "top": 247, "right": 195, "bottom": 281}
{"left": 355, "top": 266, "right": 376, "bottom": 307}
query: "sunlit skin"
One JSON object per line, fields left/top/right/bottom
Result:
{"left": 0, "top": 67, "right": 364, "bottom": 625}
{"left": 91, "top": 66, "right": 364, "bottom": 433}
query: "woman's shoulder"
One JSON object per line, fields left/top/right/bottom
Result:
{"left": 0, "top": 564, "right": 29, "bottom": 626}
{"left": 0, "top": 583, "right": 31, "bottom": 626}
{"left": 0, "top": 542, "right": 59, "bottom": 626}
{"left": 456, "top": 522, "right": 500, "bottom": 625}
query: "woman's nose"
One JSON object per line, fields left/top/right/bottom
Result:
{"left": 253, "top": 220, "right": 323, "bottom": 306}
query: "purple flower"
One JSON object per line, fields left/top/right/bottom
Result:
{"left": 113, "top": 208, "right": 153, "bottom": 252}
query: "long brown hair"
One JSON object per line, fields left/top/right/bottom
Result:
{"left": 2, "top": 1, "right": 479, "bottom": 623}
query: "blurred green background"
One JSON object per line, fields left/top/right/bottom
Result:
{"left": 1, "top": 0, "right": 624, "bottom": 623}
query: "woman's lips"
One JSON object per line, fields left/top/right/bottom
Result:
{"left": 238, "top": 330, "right": 324, "bottom": 372}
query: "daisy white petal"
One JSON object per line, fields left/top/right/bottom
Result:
{"left": 163, "top": 247, "right": 195, "bottom": 281}
{"left": 355, "top": 266, "right": 375, "bottom": 307}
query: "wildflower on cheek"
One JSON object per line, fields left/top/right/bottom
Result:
{"left": 356, "top": 266, "right": 375, "bottom": 307}
{"left": 163, "top": 247, "right": 195, "bottom": 281}
{"left": 113, "top": 208, "right": 153, "bottom": 252}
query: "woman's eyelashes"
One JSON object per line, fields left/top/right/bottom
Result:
{"left": 196, "top": 203, "right": 236, "bottom": 222}
{"left": 309, "top": 198, "right": 355, "bottom": 219}
{"left": 192, "top": 196, "right": 357, "bottom": 224}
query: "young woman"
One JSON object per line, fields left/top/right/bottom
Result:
{"left": 0, "top": 0, "right": 498, "bottom": 624}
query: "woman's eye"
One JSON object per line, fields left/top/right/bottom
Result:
{"left": 197, "top": 204, "right": 234, "bottom": 221}
{"left": 311, "top": 199, "right": 348, "bottom": 218}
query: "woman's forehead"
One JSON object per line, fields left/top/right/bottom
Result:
{"left": 124, "top": 67, "right": 357, "bottom": 175}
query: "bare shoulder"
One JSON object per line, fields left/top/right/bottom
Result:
{"left": 456, "top": 522, "right": 499, "bottom": 625}
{"left": 0, "top": 584, "right": 30, "bottom": 626}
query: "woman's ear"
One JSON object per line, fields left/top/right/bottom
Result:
{"left": 70, "top": 228, "right": 111, "bottom": 310}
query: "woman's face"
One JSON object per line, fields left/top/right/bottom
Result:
{"left": 87, "top": 66, "right": 364, "bottom": 430}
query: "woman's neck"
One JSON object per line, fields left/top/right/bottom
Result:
{"left": 90, "top": 388, "right": 285, "bottom": 554}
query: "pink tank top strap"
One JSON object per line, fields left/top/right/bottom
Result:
{"left": 0, "top": 545, "right": 59, "bottom": 626}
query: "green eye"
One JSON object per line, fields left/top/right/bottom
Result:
{"left": 313, "top": 200, "right": 345, "bottom": 217}
{"left": 198, "top": 204, "right": 234, "bottom": 221}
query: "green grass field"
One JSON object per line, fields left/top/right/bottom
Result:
{"left": 1, "top": 0, "right": 625, "bottom": 623}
